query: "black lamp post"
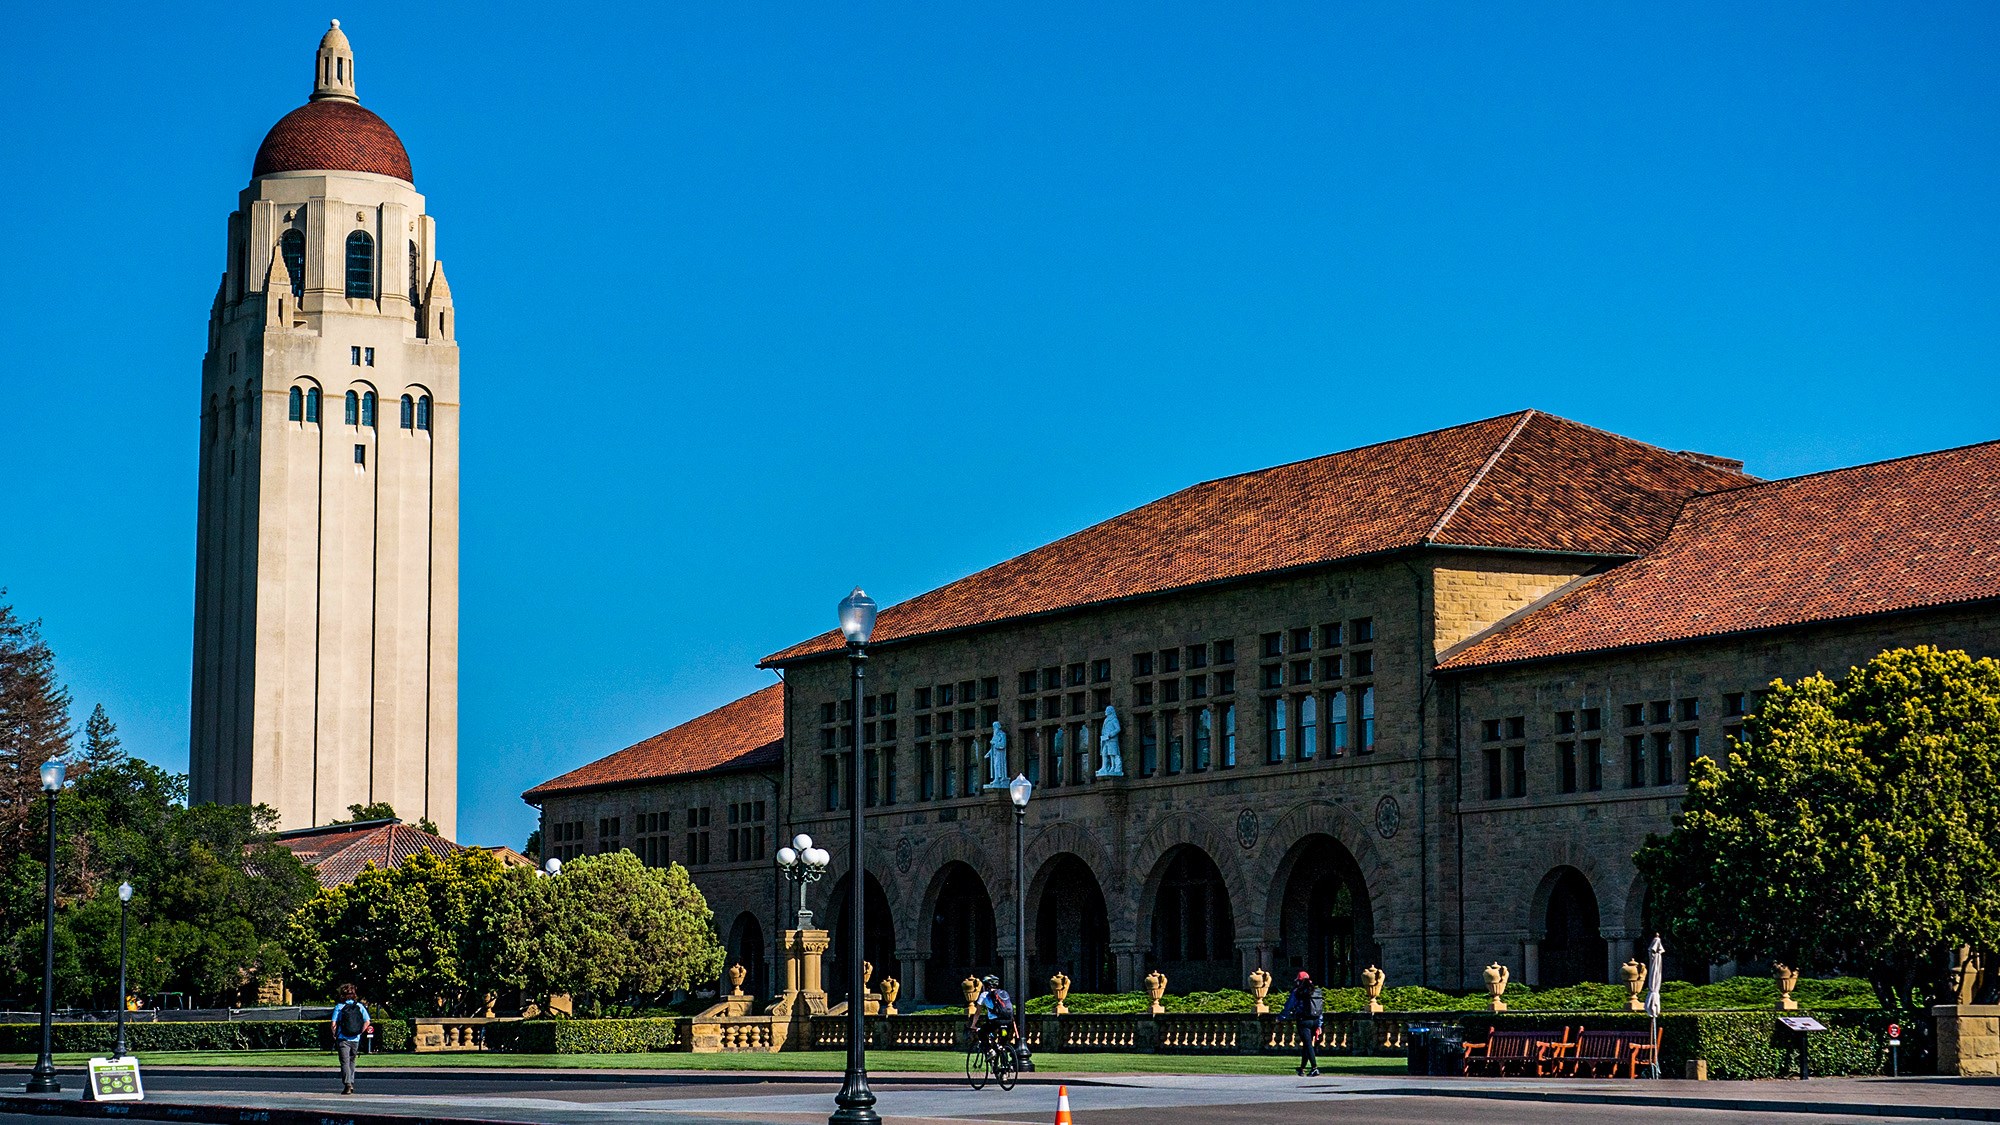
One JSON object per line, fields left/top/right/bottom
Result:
{"left": 1007, "top": 774, "right": 1033, "bottom": 1017}
{"left": 26, "top": 758, "right": 65, "bottom": 1094}
{"left": 114, "top": 881, "right": 133, "bottom": 1059}
{"left": 776, "top": 835, "right": 831, "bottom": 929}
{"left": 831, "top": 586, "right": 879, "bottom": 1125}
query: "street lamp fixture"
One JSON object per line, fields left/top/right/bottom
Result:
{"left": 115, "top": 882, "right": 134, "bottom": 1059}
{"left": 831, "top": 586, "right": 879, "bottom": 1125}
{"left": 27, "top": 759, "right": 66, "bottom": 1093}
{"left": 1008, "top": 773, "right": 1033, "bottom": 1037}
{"left": 543, "top": 857, "right": 562, "bottom": 876}
{"left": 775, "top": 836, "right": 831, "bottom": 929}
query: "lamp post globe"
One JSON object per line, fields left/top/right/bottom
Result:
{"left": 794, "top": 833, "right": 814, "bottom": 853}
{"left": 777, "top": 846, "right": 798, "bottom": 868}
{"left": 831, "top": 588, "right": 879, "bottom": 1124}
{"left": 27, "top": 759, "right": 66, "bottom": 1092}
{"left": 544, "top": 857, "right": 562, "bottom": 876}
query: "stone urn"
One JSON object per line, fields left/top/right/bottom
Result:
{"left": 862, "top": 961, "right": 874, "bottom": 990}
{"left": 1144, "top": 970, "right": 1169, "bottom": 1016}
{"left": 962, "top": 976, "right": 983, "bottom": 1017}
{"left": 1483, "top": 963, "right": 1510, "bottom": 1013}
{"left": 1050, "top": 972, "right": 1072, "bottom": 1015}
{"left": 879, "top": 976, "right": 900, "bottom": 1016}
{"left": 1774, "top": 963, "right": 1800, "bottom": 1011}
{"left": 1621, "top": 959, "right": 1647, "bottom": 1012}
{"left": 1248, "top": 967, "right": 1272, "bottom": 1015}
{"left": 727, "top": 963, "right": 748, "bottom": 997}
{"left": 1361, "top": 965, "right": 1386, "bottom": 1015}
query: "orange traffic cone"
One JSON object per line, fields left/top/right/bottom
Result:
{"left": 1054, "top": 1084, "right": 1074, "bottom": 1124}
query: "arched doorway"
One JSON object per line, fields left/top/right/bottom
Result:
{"left": 1537, "top": 867, "right": 1606, "bottom": 987}
{"left": 725, "top": 912, "right": 768, "bottom": 1000}
{"left": 927, "top": 862, "right": 996, "bottom": 1002}
{"left": 1275, "top": 835, "right": 1375, "bottom": 986}
{"left": 1146, "top": 845, "right": 1236, "bottom": 992}
{"left": 1032, "top": 854, "right": 1111, "bottom": 994}
{"left": 826, "top": 873, "right": 896, "bottom": 1004}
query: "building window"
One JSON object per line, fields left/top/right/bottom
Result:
{"left": 409, "top": 240, "right": 422, "bottom": 309}
{"left": 727, "top": 801, "right": 767, "bottom": 862}
{"left": 1485, "top": 745, "right": 1503, "bottom": 799}
{"left": 1187, "top": 644, "right": 1208, "bottom": 669}
{"left": 352, "top": 444, "right": 366, "bottom": 467}
{"left": 361, "top": 391, "right": 377, "bottom": 427}
{"left": 1585, "top": 737, "right": 1603, "bottom": 790}
{"left": 1091, "top": 660, "right": 1111, "bottom": 683}
{"left": 1139, "top": 714, "right": 1158, "bottom": 777}
{"left": 684, "top": 807, "right": 711, "bottom": 865}
{"left": 1626, "top": 734, "right": 1647, "bottom": 787}
{"left": 1352, "top": 617, "right": 1374, "bottom": 642}
{"left": 597, "top": 816, "right": 622, "bottom": 855}
{"left": 1723, "top": 692, "right": 1747, "bottom": 717}
{"left": 344, "top": 390, "right": 359, "bottom": 425}
{"left": 288, "top": 386, "right": 303, "bottom": 421}
{"left": 1298, "top": 694, "right": 1318, "bottom": 761}
{"left": 1263, "top": 696, "right": 1287, "bottom": 763}
{"left": 1680, "top": 729, "right": 1701, "bottom": 778}
{"left": 305, "top": 387, "right": 321, "bottom": 423}
{"left": 1132, "top": 653, "right": 1154, "bottom": 678}
{"left": 345, "top": 231, "right": 375, "bottom": 298}
{"left": 1320, "top": 622, "right": 1344, "bottom": 648}
{"left": 1221, "top": 703, "right": 1237, "bottom": 767}
{"left": 281, "top": 229, "right": 306, "bottom": 297}
{"left": 1509, "top": 745, "right": 1527, "bottom": 797}
{"left": 1328, "top": 690, "right": 1348, "bottom": 755}
{"left": 1261, "top": 632, "right": 1283, "bottom": 658}
{"left": 1557, "top": 741, "right": 1578, "bottom": 793}
{"left": 1192, "top": 707, "right": 1212, "bottom": 770}
{"left": 1357, "top": 686, "right": 1375, "bottom": 753}
{"left": 961, "top": 738, "right": 979, "bottom": 797}
{"left": 400, "top": 394, "right": 414, "bottom": 429}
{"left": 363, "top": 347, "right": 375, "bottom": 367}
{"left": 823, "top": 756, "right": 840, "bottom": 811}
{"left": 1653, "top": 731, "right": 1674, "bottom": 785}
{"left": 636, "top": 812, "right": 671, "bottom": 867}
{"left": 1215, "top": 639, "right": 1236, "bottom": 664}
{"left": 1162, "top": 714, "right": 1182, "bottom": 775}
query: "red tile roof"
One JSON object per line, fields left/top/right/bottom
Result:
{"left": 763, "top": 412, "right": 1753, "bottom": 665}
{"left": 254, "top": 99, "right": 413, "bottom": 182}
{"left": 1439, "top": 440, "right": 2000, "bottom": 670}
{"left": 274, "top": 820, "right": 466, "bottom": 887}
{"left": 523, "top": 683, "right": 785, "bottom": 801}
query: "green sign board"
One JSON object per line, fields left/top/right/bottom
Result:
{"left": 86, "top": 1056, "right": 144, "bottom": 1101}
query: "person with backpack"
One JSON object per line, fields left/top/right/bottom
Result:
{"left": 970, "top": 974, "right": 1018, "bottom": 1058}
{"left": 330, "top": 983, "right": 372, "bottom": 1094}
{"left": 1276, "top": 971, "right": 1324, "bottom": 1076}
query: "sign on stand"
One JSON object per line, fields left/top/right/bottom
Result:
{"left": 1777, "top": 1016, "right": 1827, "bottom": 1080}
{"left": 84, "top": 1056, "right": 144, "bottom": 1101}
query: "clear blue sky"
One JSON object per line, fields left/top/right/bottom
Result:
{"left": 3, "top": 2, "right": 1997, "bottom": 849}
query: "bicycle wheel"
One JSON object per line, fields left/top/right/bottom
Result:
{"left": 965, "top": 1045, "right": 988, "bottom": 1090}
{"left": 996, "top": 1045, "right": 1018, "bottom": 1091}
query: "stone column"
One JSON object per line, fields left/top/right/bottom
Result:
{"left": 1111, "top": 943, "right": 1142, "bottom": 992}
{"left": 1934, "top": 1004, "right": 2000, "bottom": 1077}
{"left": 1601, "top": 929, "right": 1638, "bottom": 985}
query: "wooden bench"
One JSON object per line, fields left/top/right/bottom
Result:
{"left": 1567, "top": 1027, "right": 1660, "bottom": 1078}
{"left": 1462, "top": 1027, "right": 1576, "bottom": 1077}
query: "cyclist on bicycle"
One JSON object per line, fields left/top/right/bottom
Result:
{"left": 969, "top": 974, "right": 1017, "bottom": 1054}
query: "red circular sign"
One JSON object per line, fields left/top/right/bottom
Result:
{"left": 1887, "top": 1022, "right": 1901, "bottom": 1038}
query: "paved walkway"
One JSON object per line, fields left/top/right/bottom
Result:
{"left": 5, "top": 1068, "right": 1998, "bottom": 1123}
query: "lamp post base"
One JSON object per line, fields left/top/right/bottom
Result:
{"left": 830, "top": 1069, "right": 879, "bottom": 1124}
{"left": 25, "top": 1058, "right": 59, "bottom": 1093}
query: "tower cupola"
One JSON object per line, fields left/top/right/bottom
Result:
{"left": 313, "top": 19, "right": 357, "bottom": 102}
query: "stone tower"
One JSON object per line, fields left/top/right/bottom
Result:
{"left": 191, "top": 20, "right": 458, "bottom": 837}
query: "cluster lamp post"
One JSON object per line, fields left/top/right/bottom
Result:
{"left": 831, "top": 586, "right": 879, "bottom": 1125}
{"left": 115, "top": 881, "right": 134, "bottom": 1058}
{"left": 27, "top": 759, "right": 65, "bottom": 1094}
{"left": 776, "top": 835, "right": 831, "bottom": 928}
{"left": 1008, "top": 774, "right": 1033, "bottom": 1013}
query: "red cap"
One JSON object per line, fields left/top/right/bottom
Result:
{"left": 1297, "top": 971, "right": 1310, "bottom": 981}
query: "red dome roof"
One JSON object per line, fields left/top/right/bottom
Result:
{"left": 253, "top": 99, "right": 412, "bottom": 183}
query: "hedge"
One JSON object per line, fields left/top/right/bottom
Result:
{"left": 1458, "top": 1010, "right": 1887, "bottom": 1079}
{"left": 0, "top": 1019, "right": 412, "bottom": 1054}
{"left": 483, "top": 1017, "right": 679, "bottom": 1054}
{"left": 1023, "top": 978, "right": 1881, "bottom": 1017}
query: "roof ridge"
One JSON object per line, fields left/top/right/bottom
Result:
{"left": 1184, "top": 409, "right": 1537, "bottom": 493}
{"left": 1529, "top": 411, "right": 1760, "bottom": 482}
{"left": 1684, "top": 435, "right": 2000, "bottom": 501}
{"left": 1424, "top": 410, "right": 1536, "bottom": 543}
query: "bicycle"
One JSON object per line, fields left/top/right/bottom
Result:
{"left": 964, "top": 1025, "right": 1018, "bottom": 1090}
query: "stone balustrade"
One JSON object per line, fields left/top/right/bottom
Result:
{"left": 411, "top": 1016, "right": 512, "bottom": 1052}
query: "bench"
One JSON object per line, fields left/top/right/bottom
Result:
{"left": 1462, "top": 1027, "right": 1575, "bottom": 1077}
{"left": 1567, "top": 1027, "right": 1660, "bottom": 1078}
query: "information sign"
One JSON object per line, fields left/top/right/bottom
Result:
{"left": 1778, "top": 1016, "right": 1827, "bottom": 1033}
{"left": 84, "top": 1056, "right": 144, "bottom": 1102}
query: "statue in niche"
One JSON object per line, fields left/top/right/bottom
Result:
{"left": 985, "top": 723, "right": 1010, "bottom": 789}
{"left": 1096, "top": 706, "right": 1124, "bottom": 777}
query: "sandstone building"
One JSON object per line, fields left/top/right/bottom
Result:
{"left": 191, "top": 22, "right": 459, "bottom": 836}
{"left": 527, "top": 415, "right": 1998, "bottom": 1002}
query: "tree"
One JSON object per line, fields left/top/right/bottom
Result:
{"left": 333, "top": 802, "right": 400, "bottom": 824}
{"left": 287, "top": 847, "right": 523, "bottom": 1016}
{"left": 0, "top": 596, "right": 73, "bottom": 851}
{"left": 499, "top": 851, "right": 725, "bottom": 1014}
{"left": 522, "top": 828, "right": 542, "bottom": 865}
{"left": 79, "top": 704, "right": 122, "bottom": 771}
{"left": 1636, "top": 646, "right": 2000, "bottom": 1010}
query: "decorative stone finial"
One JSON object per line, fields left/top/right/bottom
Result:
{"left": 1483, "top": 962, "right": 1511, "bottom": 1012}
{"left": 313, "top": 18, "right": 358, "bottom": 102}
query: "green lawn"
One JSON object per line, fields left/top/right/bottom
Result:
{"left": 0, "top": 1049, "right": 1405, "bottom": 1076}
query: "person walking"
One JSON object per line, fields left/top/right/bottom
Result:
{"left": 1276, "top": 971, "right": 1324, "bottom": 1076}
{"left": 330, "top": 983, "right": 371, "bottom": 1094}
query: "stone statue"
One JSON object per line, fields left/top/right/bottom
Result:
{"left": 985, "top": 723, "right": 1010, "bottom": 789}
{"left": 1248, "top": 967, "right": 1272, "bottom": 1014}
{"left": 1095, "top": 706, "right": 1124, "bottom": 778}
{"left": 1361, "top": 965, "right": 1386, "bottom": 1014}
{"left": 1484, "top": 963, "right": 1510, "bottom": 1012}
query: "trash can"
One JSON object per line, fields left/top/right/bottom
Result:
{"left": 1406, "top": 1026, "right": 1433, "bottom": 1075}
{"left": 1427, "top": 1027, "right": 1467, "bottom": 1076}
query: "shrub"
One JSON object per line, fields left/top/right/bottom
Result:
{"left": 0, "top": 1019, "right": 410, "bottom": 1054}
{"left": 484, "top": 1017, "right": 679, "bottom": 1054}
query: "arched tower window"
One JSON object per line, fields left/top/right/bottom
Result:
{"left": 361, "top": 391, "right": 377, "bottom": 427}
{"left": 288, "top": 387, "right": 303, "bottom": 421}
{"left": 224, "top": 388, "right": 237, "bottom": 437}
{"left": 399, "top": 394, "right": 414, "bottom": 429}
{"left": 305, "top": 387, "right": 321, "bottom": 423}
{"left": 417, "top": 395, "right": 432, "bottom": 431}
{"left": 208, "top": 394, "right": 219, "bottom": 444}
{"left": 344, "top": 390, "right": 359, "bottom": 426}
{"left": 408, "top": 241, "right": 422, "bottom": 309}
{"left": 345, "top": 231, "right": 375, "bottom": 299}
{"left": 281, "top": 230, "right": 306, "bottom": 297}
